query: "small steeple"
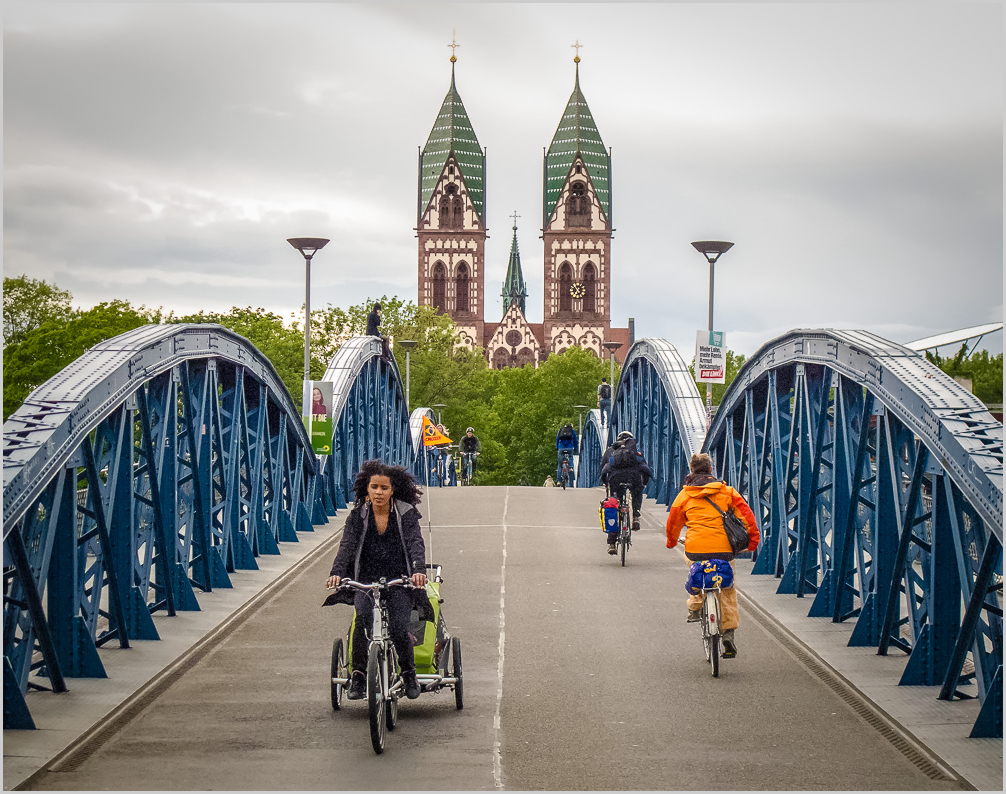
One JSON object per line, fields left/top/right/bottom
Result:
{"left": 502, "top": 212, "right": 528, "bottom": 315}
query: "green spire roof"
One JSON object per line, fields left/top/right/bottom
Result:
{"left": 544, "top": 62, "right": 610, "bottom": 223}
{"left": 502, "top": 221, "right": 527, "bottom": 315}
{"left": 421, "top": 64, "right": 485, "bottom": 222}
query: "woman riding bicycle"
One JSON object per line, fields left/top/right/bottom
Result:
{"left": 665, "top": 453, "right": 759, "bottom": 659}
{"left": 325, "top": 460, "right": 430, "bottom": 700}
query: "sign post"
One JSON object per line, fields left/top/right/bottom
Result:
{"left": 695, "top": 330, "right": 726, "bottom": 428}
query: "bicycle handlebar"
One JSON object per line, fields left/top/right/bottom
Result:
{"left": 329, "top": 577, "right": 418, "bottom": 592}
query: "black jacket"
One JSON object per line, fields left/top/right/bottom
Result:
{"left": 366, "top": 309, "right": 381, "bottom": 337}
{"left": 322, "top": 500, "right": 434, "bottom": 622}
{"left": 600, "top": 438, "right": 653, "bottom": 484}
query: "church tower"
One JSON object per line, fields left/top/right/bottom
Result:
{"left": 501, "top": 217, "right": 528, "bottom": 315}
{"left": 541, "top": 50, "right": 614, "bottom": 358}
{"left": 416, "top": 49, "right": 487, "bottom": 349}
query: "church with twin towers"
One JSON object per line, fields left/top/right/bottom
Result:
{"left": 415, "top": 45, "right": 631, "bottom": 369}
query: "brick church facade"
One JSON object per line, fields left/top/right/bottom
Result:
{"left": 416, "top": 52, "right": 631, "bottom": 367}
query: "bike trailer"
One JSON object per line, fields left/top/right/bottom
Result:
{"left": 344, "top": 581, "right": 446, "bottom": 675}
{"left": 599, "top": 497, "right": 620, "bottom": 533}
{"left": 685, "top": 559, "right": 734, "bottom": 593}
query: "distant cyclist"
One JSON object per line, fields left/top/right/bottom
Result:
{"left": 555, "top": 421, "right": 579, "bottom": 485}
{"left": 459, "top": 427, "right": 482, "bottom": 479}
{"left": 665, "top": 453, "right": 759, "bottom": 659}
{"left": 600, "top": 431, "right": 652, "bottom": 554}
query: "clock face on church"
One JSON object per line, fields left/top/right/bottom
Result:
{"left": 570, "top": 281, "right": 586, "bottom": 299}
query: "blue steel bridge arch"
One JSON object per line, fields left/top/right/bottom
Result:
{"left": 704, "top": 329, "right": 1003, "bottom": 738}
{"left": 581, "top": 338, "right": 707, "bottom": 505}
{"left": 575, "top": 408, "right": 607, "bottom": 488}
{"left": 3, "top": 324, "right": 320, "bottom": 729}
{"left": 316, "top": 337, "right": 412, "bottom": 514}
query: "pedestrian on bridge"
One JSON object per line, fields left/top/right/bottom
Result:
{"left": 665, "top": 453, "right": 760, "bottom": 659}
{"left": 597, "top": 377, "right": 612, "bottom": 426}
{"left": 325, "top": 460, "right": 432, "bottom": 701}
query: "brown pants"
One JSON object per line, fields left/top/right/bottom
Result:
{"left": 684, "top": 554, "right": 739, "bottom": 630}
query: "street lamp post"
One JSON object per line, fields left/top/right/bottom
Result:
{"left": 691, "top": 241, "right": 734, "bottom": 428}
{"left": 432, "top": 404, "right": 447, "bottom": 427}
{"left": 397, "top": 340, "right": 418, "bottom": 411}
{"left": 287, "top": 237, "right": 330, "bottom": 416}
{"left": 573, "top": 404, "right": 590, "bottom": 444}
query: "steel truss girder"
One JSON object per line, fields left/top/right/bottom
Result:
{"left": 321, "top": 337, "right": 412, "bottom": 508}
{"left": 704, "top": 329, "right": 1003, "bottom": 738}
{"left": 575, "top": 408, "right": 606, "bottom": 488}
{"left": 589, "top": 339, "right": 706, "bottom": 505}
{"left": 3, "top": 324, "right": 319, "bottom": 729}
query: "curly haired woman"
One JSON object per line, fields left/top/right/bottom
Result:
{"left": 326, "top": 460, "right": 430, "bottom": 700}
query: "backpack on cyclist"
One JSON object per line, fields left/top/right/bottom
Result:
{"left": 599, "top": 383, "right": 611, "bottom": 400}
{"left": 611, "top": 443, "right": 637, "bottom": 469}
{"left": 558, "top": 423, "right": 574, "bottom": 442}
{"left": 685, "top": 559, "right": 734, "bottom": 594}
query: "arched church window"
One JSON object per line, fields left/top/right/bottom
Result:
{"left": 441, "top": 184, "right": 463, "bottom": 229}
{"left": 568, "top": 181, "right": 589, "bottom": 228}
{"left": 432, "top": 263, "right": 447, "bottom": 312}
{"left": 493, "top": 348, "right": 510, "bottom": 370}
{"left": 456, "top": 262, "right": 470, "bottom": 313}
{"left": 516, "top": 347, "right": 534, "bottom": 367}
{"left": 558, "top": 263, "right": 573, "bottom": 313}
{"left": 583, "top": 263, "right": 596, "bottom": 314}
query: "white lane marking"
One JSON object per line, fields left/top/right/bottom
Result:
{"left": 493, "top": 487, "right": 509, "bottom": 790}
{"left": 432, "top": 523, "right": 600, "bottom": 530}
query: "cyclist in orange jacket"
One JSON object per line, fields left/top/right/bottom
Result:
{"left": 666, "top": 453, "right": 759, "bottom": 658}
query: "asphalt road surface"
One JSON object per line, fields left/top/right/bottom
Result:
{"left": 29, "top": 486, "right": 959, "bottom": 791}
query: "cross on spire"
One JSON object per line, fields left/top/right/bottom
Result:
{"left": 449, "top": 31, "right": 460, "bottom": 62}
{"left": 571, "top": 40, "right": 583, "bottom": 63}
{"left": 510, "top": 210, "right": 520, "bottom": 229}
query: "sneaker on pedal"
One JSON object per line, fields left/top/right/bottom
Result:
{"left": 347, "top": 670, "right": 366, "bottom": 700}
{"left": 722, "top": 630, "right": 737, "bottom": 658}
{"left": 687, "top": 609, "right": 701, "bottom": 623}
{"left": 631, "top": 519, "right": 640, "bottom": 531}
{"left": 402, "top": 669, "right": 421, "bottom": 699}
{"left": 607, "top": 545, "right": 618, "bottom": 555}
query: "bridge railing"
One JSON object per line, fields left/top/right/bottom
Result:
{"left": 704, "top": 329, "right": 1003, "bottom": 738}
{"left": 575, "top": 408, "right": 606, "bottom": 488}
{"left": 3, "top": 324, "right": 319, "bottom": 729}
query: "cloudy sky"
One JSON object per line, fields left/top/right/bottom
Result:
{"left": 4, "top": 3, "right": 1002, "bottom": 357}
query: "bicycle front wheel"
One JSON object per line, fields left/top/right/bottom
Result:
{"left": 367, "top": 645, "right": 387, "bottom": 754}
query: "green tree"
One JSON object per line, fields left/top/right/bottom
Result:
{"left": 4, "top": 301, "right": 160, "bottom": 419}
{"left": 926, "top": 345, "right": 1003, "bottom": 404}
{"left": 3, "top": 275, "right": 73, "bottom": 347}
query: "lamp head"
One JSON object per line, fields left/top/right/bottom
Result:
{"left": 287, "top": 237, "right": 330, "bottom": 258}
{"left": 691, "top": 241, "right": 734, "bottom": 265}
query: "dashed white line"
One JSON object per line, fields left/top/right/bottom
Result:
{"left": 493, "top": 487, "right": 509, "bottom": 790}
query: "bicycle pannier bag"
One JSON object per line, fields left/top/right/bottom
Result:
{"left": 685, "top": 559, "right": 734, "bottom": 593}
{"left": 599, "top": 497, "right": 620, "bottom": 533}
{"left": 599, "top": 383, "right": 611, "bottom": 400}
{"left": 558, "top": 424, "right": 574, "bottom": 442}
{"left": 702, "top": 495, "right": 750, "bottom": 554}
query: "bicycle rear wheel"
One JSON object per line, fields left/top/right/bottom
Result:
{"left": 620, "top": 529, "right": 627, "bottom": 566}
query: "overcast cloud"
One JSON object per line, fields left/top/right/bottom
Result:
{"left": 3, "top": 3, "right": 1002, "bottom": 357}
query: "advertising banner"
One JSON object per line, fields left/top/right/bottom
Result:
{"left": 695, "top": 330, "right": 726, "bottom": 384}
{"left": 305, "top": 380, "right": 334, "bottom": 455}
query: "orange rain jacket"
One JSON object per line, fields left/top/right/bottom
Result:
{"left": 666, "top": 478, "right": 760, "bottom": 555}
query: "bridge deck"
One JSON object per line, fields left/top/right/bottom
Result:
{"left": 4, "top": 487, "right": 1001, "bottom": 791}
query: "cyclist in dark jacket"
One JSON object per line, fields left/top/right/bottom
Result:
{"left": 459, "top": 428, "right": 482, "bottom": 478}
{"left": 325, "top": 460, "right": 432, "bottom": 700}
{"left": 600, "top": 431, "right": 653, "bottom": 553}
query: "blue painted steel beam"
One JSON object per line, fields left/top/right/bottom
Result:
{"left": 3, "top": 324, "right": 320, "bottom": 729}
{"left": 704, "top": 328, "right": 1003, "bottom": 739}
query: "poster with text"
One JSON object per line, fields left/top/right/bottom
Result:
{"left": 695, "top": 330, "right": 726, "bottom": 384}
{"left": 306, "top": 380, "right": 333, "bottom": 455}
